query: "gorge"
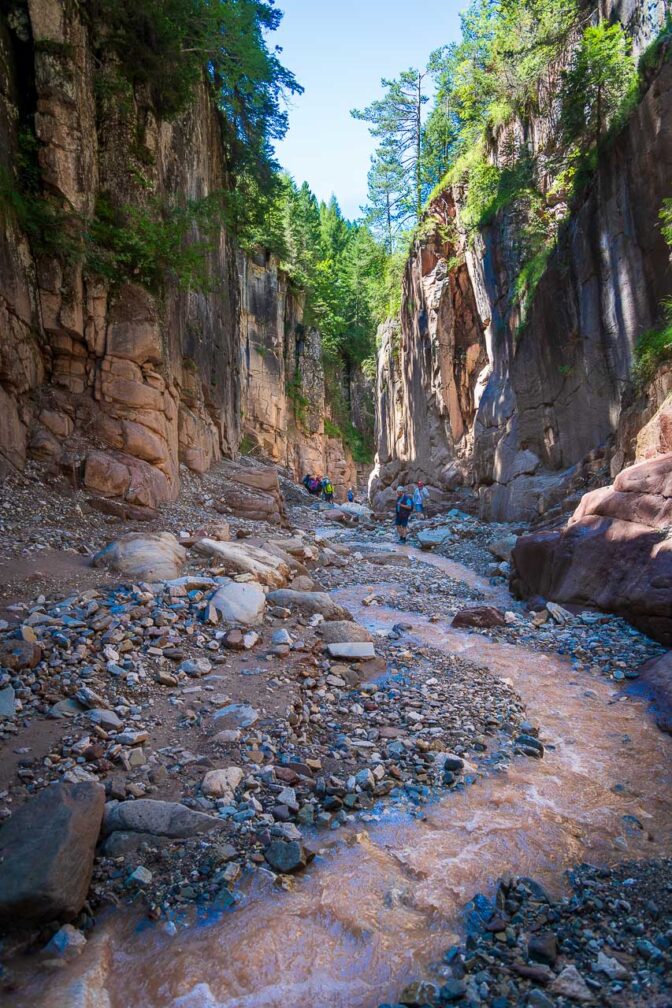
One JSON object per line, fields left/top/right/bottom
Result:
{"left": 0, "top": 1, "right": 671, "bottom": 1007}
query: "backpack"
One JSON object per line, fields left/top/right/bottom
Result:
{"left": 324, "top": 480, "right": 334, "bottom": 495}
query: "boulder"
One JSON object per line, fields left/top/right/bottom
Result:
{"left": 416, "top": 527, "right": 453, "bottom": 549}
{"left": 326, "top": 642, "right": 376, "bottom": 660}
{"left": 266, "top": 589, "right": 352, "bottom": 621}
{"left": 209, "top": 580, "right": 266, "bottom": 625}
{"left": 93, "top": 532, "right": 187, "bottom": 582}
{"left": 193, "top": 539, "right": 290, "bottom": 587}
{"left": 637, "top": 652, "right": 672, "bottom": 733}
{"left": 488, "top": 534, "right": 518, "bottom": 561}
{"left": 511, "top": 455, "right": 672, "bottom": 644}
{"left": 215, "top": 460, "right": 287, "bottom": 526}
{"left": 202, "top": 766, "right": 245, "bottom": 799}
{"left": 102, "top": 799, "right": 221, "bottom": 838}
{"left": 452, "top": 607, "right": 507, "bottom": 629}
{"left": 0, "top": 638, "right": 42, "bottom": 670}
{"left": 319, "top": 621, "right": 374, "bottom": 644}
{"left": 0, "top": 781, "right": 105, "bottom": 928}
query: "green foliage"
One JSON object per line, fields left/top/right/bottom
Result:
{"left": 661, "top": 198, "right": 672, "bottom": 247}
{"left": 238, "top": 433, "right": 259, "bottom": 456}
{"left": 248, "top": 177, "right": 389, "bottom": 370}
{"left": 0, "top": 127, "right": 227, "bottom": 294}
{"left": 84, "top": 193, "right": 225, "bottom": 293}
{"left": 0, "top": 130, "right": 75, "bottom": 259}
{"left": 634, "top": 313, "right": 672, "bottom": 382}
{"left": 560, "top": 22, "right": 638, "bottom": 148}
{"left": 341, "top": 422, "right": 374, "bottom": 464}
{"left": 87, "top": 0, "right": 301, "bottom": 182}
{"left": 323, "top": 418, "right": 341, "bottom": 439}
{"left": 634, "top": 200, "right": 672, "bottom": 381}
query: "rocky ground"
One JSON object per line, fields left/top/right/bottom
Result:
{"left": 0, "top": 465, "right": 670, "bottom": 1007}
{"left": 0, "top": 464, "right": 530, "bottom": 990}
{"left": 382, "top": 859, "right": 672, "bottom": 1008}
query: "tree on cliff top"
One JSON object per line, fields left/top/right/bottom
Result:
{"left": 90, "top": 0, "right": 301, "bottom": 180}
{"left": 352, "top": 68, "right": 429, "bottom": 233}
{"left": 560, "top": 20, "right": 638, "bottom": 148}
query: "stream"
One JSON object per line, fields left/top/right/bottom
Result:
{"left": 19, "top": 542, "right": 672, "bottom": 1008}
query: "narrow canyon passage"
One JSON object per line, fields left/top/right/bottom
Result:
{"left": 23, "top": 531, "right": 672, "bottom": 1008}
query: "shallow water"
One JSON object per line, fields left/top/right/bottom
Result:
{"left": 16, "top": 548, "right": 672, "bottom": 1008}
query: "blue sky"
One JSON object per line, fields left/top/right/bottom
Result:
{"left": 272, "top": 0, "right": 463, "bottom": 220}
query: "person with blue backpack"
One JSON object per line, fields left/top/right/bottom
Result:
{"left": 394, "top": 486, "right": 414, "bottom": 541}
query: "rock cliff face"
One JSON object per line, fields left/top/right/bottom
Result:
{"left": 0, "top": 0, "right": 360, "bottom": 511}
{"left": 238, "top": 251, "right": 360, "bottom": 497}
{"left": 371, "top": 6, "right": 672, "bottom": 521}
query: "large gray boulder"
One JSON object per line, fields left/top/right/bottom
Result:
{"left": 0, "top": 781, "right": 105, "bottom": 928}
{"left": 266, "top": 589, "right": 352, "bottom": 621}
{"left": 209, "top": 580, "right": 266, "bottom": 625}
{"left": 93, "top": 532, "right": 186, "bottom": 582}
{"left": 102, "top": 799, "right": 222, "bottom": 839}
{"left": 318, "top": 620, "right": 374, "bottom": 644}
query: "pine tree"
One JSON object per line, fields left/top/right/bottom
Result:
{"left": 560, "top": 21, "right": 637, "bottom": 147}
{"left": 364, "top": 149, "right": 409, "bottom": 251}
{"left": 351, "top": 68, "right": 428, "bottom": 227}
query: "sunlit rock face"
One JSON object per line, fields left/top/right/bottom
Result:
{"left": 0, "top": 0, "right": 362, "bottom": 508}
{"left": 372, "top": 6, "right": 672, "bottom": 521}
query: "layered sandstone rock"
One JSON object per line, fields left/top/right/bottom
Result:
{"left": 511, "top": 455, "right": 672, "bottom": 644}
{"left": 0, "top": 1, "right": 365, "bottom": 510}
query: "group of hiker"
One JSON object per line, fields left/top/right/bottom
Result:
{"left": 301, "top": 470, "right": 428, "bottom": 540}
{"left": 302, "top": 473, "right": 335, "bottom": 502}
{"left": 394, "top": 481, "right": 429, "bottom": 541}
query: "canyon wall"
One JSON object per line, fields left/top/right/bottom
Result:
{"left": 238, "top": 250, "right": 361, "bottom": 496}
{"left": 0, "top": 0, "right": 360, "bottom": 513}
{"left": 371, "top": 7, "right": 672, "bottom": 521}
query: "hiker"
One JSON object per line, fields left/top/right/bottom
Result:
{"left": 321, "top": 474, "right": 334, "bottom": 503}
{"left": 395, "top": 485, "right": 414, "bottom": 542}
{"left": 347, "top": 487, "right": 355, "bottom": 502}
{"left": 302, "top": 474, "right": 321, "bottom": 497}
{"left": 413, "top": 480, "right": 429, "bottom": 516}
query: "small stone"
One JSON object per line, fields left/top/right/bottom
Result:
{"left": 550, "top": 965, "right": 593, "bottom": 1002}
{"left": 202, "top": 766, "right": 244, "bottom": 798}
{"left": 43, "top": 924, "right": 86, "bottom": 961}
{"left": 438, "top": 978, "right": 467, "bottom": 1002}
{"left": 0, "top": 686, "right": 16, "bottom": 719}
{"left": 263, "top": 839, "right": 313, "bottom": 874}
{"left": 87, "top": 709, "right": 123, "bottom": 730}
{"left": 528, "top": 931, "right": 558, "bottom": 966}
{"left": 326, "top": 642, "right": 376, "bottom": 660}
{"left": 128, "top": 865, "right": 153, "bottom": 886}
{"left": 178, "top": 657, "right": 212, "bottom": 678}
{"left": 527, "top": 991, "right": 555, "bottom": 1008}
{"left": 595, "top": 950, "right": 629, "bottom": 981}
{"left": 212, "top": 704, "right": 258, "bottom": 729}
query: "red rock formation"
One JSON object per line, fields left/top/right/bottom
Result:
{"left": 511, "top": 454, "right": 672, "bottom": 644}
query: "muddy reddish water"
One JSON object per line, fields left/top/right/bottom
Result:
{"left": 15, "top": 548, "right": 672, "bottom": 1008}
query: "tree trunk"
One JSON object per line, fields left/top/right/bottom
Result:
{"left": 415, "top": 75, "right": 422, "bottom": 220}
